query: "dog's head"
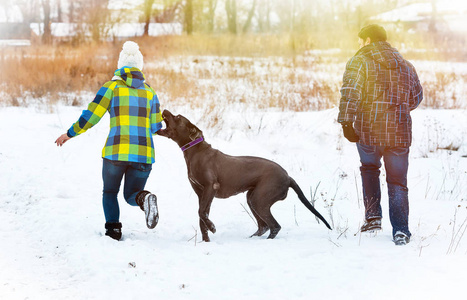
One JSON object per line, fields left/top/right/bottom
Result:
{"left": 157, "top": 110, "right": 203, "bottom": 148}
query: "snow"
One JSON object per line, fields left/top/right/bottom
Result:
{"left": 29, "top": 23, "right": 183, "bottom": 38}
{"left": 0, "top": 39, "right": 31, "bottom": 47}
{"left": 108, "top": 0, "right": 165, "bottom": 11}
{"left": 1, "top": 103, "right": 467, "bottom": 299}
{"left": 108, "top": 23, "right": 183, "bottom": 37}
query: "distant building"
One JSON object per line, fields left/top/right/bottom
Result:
{"left": 370, "top": 2, "right": 467, "bottom": 34}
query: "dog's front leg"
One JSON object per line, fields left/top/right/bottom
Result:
{"left": 198, "top": 186, "right": 217, "bottom": 242}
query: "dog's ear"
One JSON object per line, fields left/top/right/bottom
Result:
{"left": 189, "top": 124, "right": 203, "bottom": 141}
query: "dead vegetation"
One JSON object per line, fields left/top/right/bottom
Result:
{"left": 1, "top": 34, "right": 466, "bottom": 111}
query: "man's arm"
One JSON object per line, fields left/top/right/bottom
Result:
{"left": 337, "top": 57, "right": 366, "bottom": 124}
{"left": 408, "top": 64, "right": 423, "bottom": 111}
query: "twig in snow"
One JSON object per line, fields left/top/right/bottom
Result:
{"left": 435, "top": 173, "right": 447, "bottom": 201}
{"left": 328, "top": 238, "right": 341, "bottom": 247}
{"left": 447, "top": 208, "right": 467, "bottom": 254}
{"left": 354, "top": 171, "right": 361, "bottom": 209}
{"left": 257, "top": 114, "right": 264, "bottom": 135}
{"left": 294, "top": 205, "right": 299, "bottom": 226}
{"left": 310, "top": 182, "right": 321, "bottom": 224}
{"left": 337, "top": 227, "right": 349, "bottom": 240}
{"left": 425, "top": 173, "right": 431, "bottom": 199}
{"left": 240, "top": 202, "right": 257, "bottom": 226}
{"left": 187, "top": 226, "right": 198, "bottom": 246}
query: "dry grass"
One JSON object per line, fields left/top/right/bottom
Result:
{"left": 1, "top": 34, "right": 466, "bottom": 112}
{"left": 1, "top": 44, "right": 117, "bottom": 106}
{"left": 136, "top": 34, "right": 318, "bottom": 58}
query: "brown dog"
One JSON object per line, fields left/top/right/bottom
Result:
{"left": 158, "top": 110, "right": 331, "bottom": 242}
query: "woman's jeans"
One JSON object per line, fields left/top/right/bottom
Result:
{"left": 356, "top": 143, "right": 411, "bottom": 237}
{"left": 102, "top": 158, "right": 152, "bottom": 223}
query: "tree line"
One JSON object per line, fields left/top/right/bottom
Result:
{"left": 3, "top": 0, "right": 428, "bottom": 46}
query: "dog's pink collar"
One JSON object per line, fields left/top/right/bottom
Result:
{"left": 181, "top": 137, "right": 204, "bottom": 152}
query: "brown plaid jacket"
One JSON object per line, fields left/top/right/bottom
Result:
{"left": 338, "top": 41, "right": 423, "bottom": 147}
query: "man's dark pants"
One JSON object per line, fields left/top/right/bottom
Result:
{"left": 356, "top": 143, "right": 411, "bottom": 237}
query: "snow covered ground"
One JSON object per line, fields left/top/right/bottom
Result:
{"left": 1, "top": 104, "right": 466, "bottom": 299}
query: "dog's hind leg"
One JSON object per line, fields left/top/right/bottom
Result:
{"left": 250, "top": 185, "right": 284, "bottom": 239}
{"left": 247, "top": 191, "right": 269, "bottom": 237}
{"left": 250, "top": 201, "right": 281, "bottom": 239}
{"left": 249, "top": 212, "right": 269, "bottom": 237}
{"left": 264, "top": 214, "right": 281, "bottom": 239}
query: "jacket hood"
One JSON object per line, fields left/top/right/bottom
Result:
{"left": 358, "top": 41, "right": 406, "bottom": 69}
{"left": 114, "top": 67, "right": 145, "bottom": 88}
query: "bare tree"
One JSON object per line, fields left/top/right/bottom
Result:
{"left": 41, "top": 0, "right": 52, "bottom": 44}
{"left": 185, "top": 0, "right": 193, "bottom": 34}
{"left": 67, "top": 0, "right": 90, "bottom": 45}
{"left": 257, "top": 0, "right": 270, "bottom": 33}
{"left": 155, "top": 1, "right": 182, "bottom": 23}
{"left": 242, "top": 0, "right": 256, "bottom": 33}
{"left": 207, "top": 0, "right": 217, "bottom": 33}
{"left": 225, "top": 0, "right": 237, "bottom": 34}
{"left": 429, "top": 0, "right": 437, "bottom": 33}
{"left": 57, "top": 0, "right": 63, "bottom": 22}
{"left": 86, "top": 0, "right": 111, "bottom": 43}
{"left": 69, "top": 1, "right": 74, "bottom": 23}
{"left": 143, "top": 0, "right": 155, "bottom": 36}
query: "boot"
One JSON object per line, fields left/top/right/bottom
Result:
{"left": 393, "top": 231, "right": 410, "bottom": 246}
{"left": 105, "top": 222, "right": 122, "bottom": 241}
{"left": 360, "top": 217, "right": 382, "bottom": 233}
{"left": 136, "top": 191, "right": 159, "bottom": 229}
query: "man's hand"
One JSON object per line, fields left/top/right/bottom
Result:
{"left": 55, "top": 133, "right": 71, "bottom": 147}
{"left": 341, "top": 122, "right": 359, "bottom": 143}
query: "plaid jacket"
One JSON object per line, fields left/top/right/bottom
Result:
{"left": 338, "top": 42, "right": 423, "bottom": 147}
{"left": 67, "top": 67, "right": 163, "bottom": 164}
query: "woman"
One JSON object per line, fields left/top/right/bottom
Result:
{"left": 55, "top": 41, "right": 163, "bottom": 241}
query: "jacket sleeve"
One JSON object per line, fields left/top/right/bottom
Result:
{"left": 67, "top": 81, "right": 115, "bottom": 137}
{"left": 408, "top": 63, "right": 423, "bottom": 111}
{"left": 150, "top": 92, "right": 163, "bottom": 134}
{"left": 337, "top": 57, "right": 366, "bottom": 124}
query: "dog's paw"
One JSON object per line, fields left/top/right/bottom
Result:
{"left": 250, "top": 227, "right": 269, "bottom": 237}
{"left": 204, "top": 219, "right": 216, "bottom": 233}
{"left": 209, "top": 224, "right": 216, "bottom": 233}
{"left": 202, "top": 234, "right": 210, "bottom": 242}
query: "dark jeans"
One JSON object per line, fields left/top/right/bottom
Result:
{"left": 356, "top": 143, "right": 411, "bottom": 237}
{"left": 102, "top": 158, "right": 152, "bottom": 223}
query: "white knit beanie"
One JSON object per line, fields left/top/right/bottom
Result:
{"left": 118, "top": 41, "right": 144, "bottom": 70}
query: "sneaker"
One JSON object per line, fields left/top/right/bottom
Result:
{"left": 360, "top": 217, "right": 382, "bottom": 233}
{"left": 393, "top": 231, "right": 410, "bottom": 246}
{"left": 143, "top": 193, "right": 159, "bottom": 229}
{"left": 105, "top": 222, "right": 122, "bottom": 241}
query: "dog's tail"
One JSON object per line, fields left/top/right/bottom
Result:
{"left": 289, "top": 177, "right": 332, "bottom": 230}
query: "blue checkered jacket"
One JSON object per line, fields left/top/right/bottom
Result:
{"left": 338, "top": 41, "right": 423, "bottom": 147}
{"left": 67, "top": 67, "right": 163, "bottom": 164}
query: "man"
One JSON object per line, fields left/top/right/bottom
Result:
{"left": 55, "top": 41, "right": 163, "bottom": 241}
{"left": 338, "top": 24, "right": 423, "bottom": 245}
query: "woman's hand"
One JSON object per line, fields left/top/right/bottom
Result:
{"left": 55, "top": 133, "right": 71, "bottom": 147}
